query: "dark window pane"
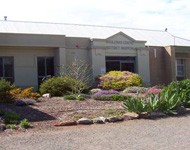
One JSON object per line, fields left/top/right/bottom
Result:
{"left": 106, "top": 61, "right": 120, "bottom": 72}
{"left": 46, "top": 57, "right": 54, "bottom": 76}
{"left": 38, "top": 58, "right": 45, "bottom": 76}
{"left": 0, "top": 58, "right": 3, "bottom": 77}
{"left": 4, "top": 57, "right": 13, "bottom": 77}
{"left": 121, "top": 63, "right": 135, "bottom": 72}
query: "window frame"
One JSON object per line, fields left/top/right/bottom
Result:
{"left": 0, "top": 56, "right": 14, "bottom": 82}
{"left": 176, "top": 58, "right": 186, "bottom": 77}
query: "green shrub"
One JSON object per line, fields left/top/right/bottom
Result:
{"left": 39, "top": 77, "right": 72, "bottom": 96}
{"left": 161, "top": 80, "right": 190, "bottom": 107}
{"left": 19, "top": 119, "right": 30, "bottom": 129}
{"left": 0, "top": 79, "right": 16, "bottom": 103}
{"left": 4, "top": 112, "right": 19, "bottom": 124}
{"left": 0, "top": 79, "right": 15, "bottom": 92}
{"left": 93, "top": 94, "right": 131, "bottom": 101}
{"left": 160, "top": 87, "right": 182, "bottom": 115}
{"left": 99, "top": 71, "right": 142, "bottom": 90}
{"left": 76, "top": 95, "right": 85, "bottom": 101}
{"left": 122, "top": 86, "right": 148, "bottom": 94}
{"left": 64, "top": 95, "right": 77, "bottom": 100}
{"left": 6, "top": 124, "right": 17, "bottom": 130}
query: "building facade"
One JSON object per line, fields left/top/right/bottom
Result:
{"left": 0, "top": 20, "right": 190, "bottom": 89}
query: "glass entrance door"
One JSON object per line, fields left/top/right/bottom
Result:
{"left": 37, "top": 57, "right": 54, "bottom": 85}
{"left": 121, "top": 62, "right": 135, "bottom": 72}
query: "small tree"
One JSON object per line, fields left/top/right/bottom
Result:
{"left": 60, "top": 59, "right": 92, "bottom": 94}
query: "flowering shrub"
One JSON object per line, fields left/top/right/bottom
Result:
{"left": 99, "top": 71, "right": 142, "bottom": 90}
{"left": 10, "top": 87, "right": 40, "bottom": 100}
{"left": 93, "top": 90, "right": 120, "bottom": 97}
{"left": 146, "top": 87, "right": 162, "bottom": 95}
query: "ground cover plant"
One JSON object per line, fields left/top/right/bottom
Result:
{"left": 92, "top": 90, "right": 132, "bottom": 101}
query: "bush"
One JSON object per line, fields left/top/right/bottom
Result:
{"left": 63, "top": 94, "right": 86, "bottom": 101}
{"left": 10, "top": 87, "right": 40, "bottom": 100}
{"left": 0, "top": 80, "right": 16, "bottom": 103}
{"left": 99, "top": 71, "right": 142, "bottom": 90}
{"left": 161, "top": 80, "right": 190, "bottom": 107}
{"left": 122, "top": 86, "right": 148, "bottom": 94}
{"left": 0, "top": 79, "right": 15, "bottom": 92}
{"left": 39, "top": 77, "right": 72, "bottom": 96}
{"left": 64, "top": 95, "right": 77, "bottom": 100}
{"left": 19, "top": 119, "right": 30, "bottom": 129}
{"left": 4, "top": 112, "right": 19, "bottom": 124}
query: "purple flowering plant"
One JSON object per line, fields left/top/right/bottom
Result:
{"left": 93, "top": 90, "right": 120, "bottom": 97}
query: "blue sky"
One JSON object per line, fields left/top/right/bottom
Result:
{"left": 1, "top": 0, "right": 190, "bottom": 39}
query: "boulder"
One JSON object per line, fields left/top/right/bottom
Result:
{"left": 55, "top": 121, "right": 77, "bottom": 126}
{"left": 77, "top": 118, "right": 93, "bottom": 125}
{"left": 122, "top": 112, "right": 139, "bottom": 120}
{"left": 177, "top": 106, "right": 187, "bottom": 115}
{"left": 0, "top": 124, "right": 6, "bottom": 131}
{"left": 42, "top": 93, "right": 51, "bottom": 98}
{"left": 93, "top": 117, "right": 106, "bottom": 124}
{"left": 107, "top": 116, "right": 124, "bottom": 123}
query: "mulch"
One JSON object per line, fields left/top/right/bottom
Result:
{"left": 0, "top": 97, "right": 124, "bottom": 131}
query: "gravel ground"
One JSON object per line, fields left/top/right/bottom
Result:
{"left": 1, "top": 115, "right": 190, "bottom": 150}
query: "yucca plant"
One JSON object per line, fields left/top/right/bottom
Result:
{"left": 159, "top": 89, "right": 182, "bottom": 115}
{"left": 123, "top": 97, "right": 147, "bottom": 114}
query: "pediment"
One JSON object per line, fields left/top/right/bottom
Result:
{"left": 106, "top": 32, "right": 136, "bottom": 44}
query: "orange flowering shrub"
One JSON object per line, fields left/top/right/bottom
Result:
{"left": 10, "top": 87, "right": 40, "bottom": 100}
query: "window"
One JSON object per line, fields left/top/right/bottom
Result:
{"left": 106, "top": 56, "right": 136, "bottom": 72}
{"left": 0, "top": 57, "right": 14, "bottom": 82}
{"left": 176, "top": 59, "right": 186, "bottom": 80}
{"left": 37, "top": 57, "right": 54, "bottom": 85}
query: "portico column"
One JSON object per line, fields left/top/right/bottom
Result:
{"left": 55, "top": 47, "right": 67, "bottom": 76}
{"left": 137, "top": 48, "right": 150, "bottom": 85}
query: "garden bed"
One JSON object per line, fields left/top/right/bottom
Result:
{"left": 0, "top": 97, "right": 124, "bottom": 132}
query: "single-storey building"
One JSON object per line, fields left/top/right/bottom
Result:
{"left": 0, "top": 20, "right": 190, "bottom": 89}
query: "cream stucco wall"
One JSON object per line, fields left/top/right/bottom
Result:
{"left": 0, "top": 46, "right": 56, "bottom": 89}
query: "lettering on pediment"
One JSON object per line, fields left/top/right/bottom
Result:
{"left": 92, "top": 32, "right": 146, "bottom": 50}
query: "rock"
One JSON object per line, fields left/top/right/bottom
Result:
{"left": 139, "top": 112, "right": 150, "bottom": 119}
{"left": 0, "top": 124, "right": 6, "bottom": 131}
{"left": 122, "top": 112, "right": 139, "bottom": 120}
{"left": 93, "top": 117, "right": 106, "bottom": 124}
{"left": 177, "top": 106, "right": 187, "bottom": 115}
{"left": 42, "top": 93, "right": 51, "bottom": 98}
{"left": 77, "top": 118, "right": 93, "bottom": 125}
{"left": 150, "top": 112, "right": 166, "bottom": 118}
{"left": 107, "top": 117, "right": 124, "bottom": 123}
{"left": 55, "top": 121, "right": 77, "bottom": 126}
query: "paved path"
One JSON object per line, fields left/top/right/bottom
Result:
{"left": 1, "top": 115, "right": 190, "bottom": 150}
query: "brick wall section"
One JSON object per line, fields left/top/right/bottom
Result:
{"left": 148, "top": 46, "right": 175, "bottom": 86}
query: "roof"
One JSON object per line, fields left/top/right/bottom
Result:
{"left": 1, "top": 20, "right": 190, "bottom": 47}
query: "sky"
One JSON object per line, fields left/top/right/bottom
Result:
{"left": 0, "top": 0, "right": 190, "bottom": 39}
